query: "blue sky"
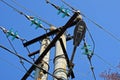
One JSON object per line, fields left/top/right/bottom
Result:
{"left": 0, "top": 0, "right": 120, "bottom": 80}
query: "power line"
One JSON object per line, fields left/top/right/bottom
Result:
{"left": 0, "top": 56, "right": 24, "bottom": 73}
{"left": 84, "top": 23, "right": 120, "bottom": 79}
{"left": 10, "top": 0, "right": 54, "bottom": 27}
{"left": 0, "top": 0, "right": 49, "bottom": 31}
{"left": 86, "top": 27, "right": 96, "bottom": 55}
{"left": 82, "top": 14, "right": 120, "bottom": 42}
{"left": 0, "top": 44, "right": 60, "bottom": 80}
{"left": 1, "top": 0, "right": 120, "bottom": 80}
{"left": 61, "top": 0, "right": 120, "bottom": 43}
{"left": 94, "top": 53, "right": 119, "bottom": 71}
{"left": 83, "top": 27, "right": 120, "bottom": 79}
{"left": 83, "top": 39, "right": 96, "bottom": 80}
{"left": 46, "top": 0, "right": 71, "bottom": 18}
{"left": 0, "top": 26, "right": 35, "bottom": 78}
{"left": 61, "top": 0, "right": 77, "bottom": 12}
{"left": 0, "top": 0, "right": 23, "bottom": 15}
{"left": 0, "top": 48, "right": 35, "bottom": 79}
{"left": 0, "top": 26, "right": 36, "bottom": 62}
{"left": 21, "top": 12, "right": 79, "bottom": 80}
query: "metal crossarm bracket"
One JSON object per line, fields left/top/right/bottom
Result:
{"left": 28, "top": 36, "right": 74, "bottom": 57}
{"left": 28, "top": 36, "right": 73, "bottom": 57}
{"left": 23, "top": 20, "right": 77, "bottom": 47}
{"left": 23, "top": 28, "right": 60, "bottom": 47}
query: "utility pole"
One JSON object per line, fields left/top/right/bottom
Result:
{"left": 54, "top": 34, "right": 67, "bottom": 80}
{"left": 21, "top": 12, "right": 78, "bottom": 80}
{"left": 34, "top": 38, "right": 50, "bottom": 80}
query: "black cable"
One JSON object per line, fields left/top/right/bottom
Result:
{"left": 0, "top": 44, "right": 60, "bottom": 80}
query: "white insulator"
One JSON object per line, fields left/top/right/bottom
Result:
{"left": 50, "top": 25, "right": 57, "bottom": 31}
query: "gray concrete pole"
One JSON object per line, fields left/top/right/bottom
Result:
{"left": 34, "top": 38, "right": 50, "bottom": 80}
{"left": 54, "top": 34, "right": 67, "bottom": 80}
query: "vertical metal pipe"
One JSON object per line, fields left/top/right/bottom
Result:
{"left": 35, "top": 38, "right": 50, "bottom": 80}
{"left": 54, "top": 34, "right": 67, "bottom": 80}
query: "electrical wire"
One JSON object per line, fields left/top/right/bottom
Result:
{"left": 84, "top": 26, "right": 119, "bottom": 71}
{"left": 0, "top": 0, "right": 49, "bottom": 31}
{"left": 10, "top": 0, "right": 54, "bottom": 27}
{"left": 0, "top": 27, "right": 23, "bottom": 67}
{"left": 95, "top": 54, "right": 115, "bottom": 69}
{"left": 82, "top": 14, "right": 120, "bottom": 42}
{"left": 0, "top": 48, "right": 35, "bottom": 79}
{"left": 1, "top": 0, "right": 120, "bottom": 79}
{"left": 83, "top": 39, "right": 96, "bottom": 80}
{"left": 0, "top": 44, "right": 60, "bottom": 80}
{"left": 0, "top": 55, "right": 35, "bottom": 79}
{"left": 83, "top": 29, "right": 119, "bottom": 79}
{"left": 61, "top": 0, "right": 77, "bottom": 13}
{"left": 83, "top": 29, "right": 120, "bottom": 72}
{"left": 5, "top": 37, "right": 30, "bottom": 74}
{"left": 0, "top": 27, "right": 34, "bottom": 78}
{"left": 0, "top": 0, "right": 23, "bottom": 14}
{"left": 0, "top": 56, "right": 24, "bottom": 73}
{"left": 94, "top": 53, "right": 119, "bottom": 70}
{"left": 46, "top": 0, "right": 71, "bottom": 17}
{"left": 59, "top": 1, "right": 120, "bottom": 77}
{"left": 94, "top": 53, "right": 120, "bottom": 78}
{"left": 86, "top": 27, "right": 95, "bottom": 55}
{"left": 0, "top": 27, "right": 21, "bottom": 60}
{"left": 0, "top": 26, "right": 36, "bottom": 62}
{"left": 61, "top": 0, "right": 120, "bottom": 43}
{"left": 85, "top": 26, "right": 120, "bottom": 79}
{"left": 88, "top": 58, "right": 96, "bottom": 80}
{"left": 84, "top": 27, "right": 97, "bottom": 80}
{"left": 0, "top": 0, "right": 49, "bottom": 61}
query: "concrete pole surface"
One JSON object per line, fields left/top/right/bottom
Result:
{"left": 35, "top": 38, "right": 50, "bottom": 80}
{"left": 54, "top": 34, "right": 67, "bottom": 80}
